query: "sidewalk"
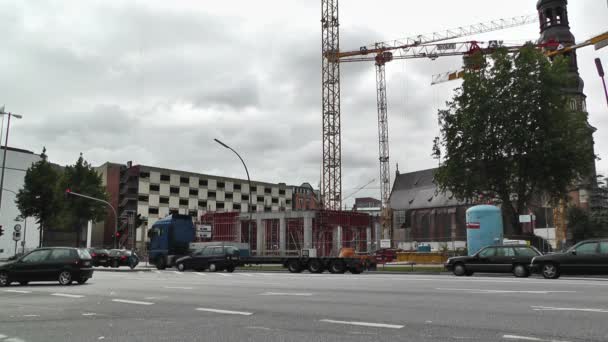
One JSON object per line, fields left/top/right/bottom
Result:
{"left": 93, "top": 264, "right": 156, "bottom": 272}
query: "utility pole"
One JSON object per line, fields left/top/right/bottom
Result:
{"left": 596, "top": 58, "right": 608, "bottom": 108}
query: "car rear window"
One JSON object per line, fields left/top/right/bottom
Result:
{"left": 77, "top": 249, "right": 92, "bottom": 260}
{"left": 514, "top": 247, "right": 539, "bottom": 257}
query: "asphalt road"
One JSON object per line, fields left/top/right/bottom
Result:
{"left": 1, "top": 271, "right": 608, "bottom": 342}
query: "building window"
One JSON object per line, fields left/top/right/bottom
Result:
{"left": 160, "top": 197, "right": 169, "bottom": 204}
{"left": 208, "top": 191, "right": 216, "bottom": 199}
{"left": 188, "top": 210, "right": 197, "bottom": 217}
{"left": 140, "top": 172, "right": 150, "bottom": 179}
{"left": 286, "top": 199, "right": 292, "bottom": 205}
{"left": 225, "top": 193, "right": 233, "bottom": 200}
{"left": 234, "top": 184, "right": 241, "bottom": 191}
{"left": 189, "top": 189, "right": 198, "bottom": 196}
{"left": 138, "top": 195, "right": 148, "bottom": 202}
{"left": 217, "top": 202, "right": 225, "bottom": 209}
{"left": 160, "top": 174, "right": 170, "bottom": 182}
{"left": 199, "top": 179, "right": 208, "bottom": 187}
{"left": 233, "top": 203, "right": 241, "bottom": 210}
{"left": 198, "top": 200, "right": 207, "bottom": 209}
{"left": 251, "top": 205, "right": 257, "bottom": 212}
{"left": 149, "top": 207, "right": 159, "bottom": 215}
{"left": 265, "top": 187, "right": 271, "bottom": 194}
{"left": 257, "top": 196, "right": 264, "bottom": 203}
{"left": 264, "top": 206, "right": 271, "bottom": 212}
{"left": 272, "top": 198, "right": 279, "bottom": 204}
{"left": 170, "top": 187, "right": 179, "bottom": 194}
{"left": 242, "top": 194, "right": 249, "bottom": 201}
{"left": 179, "top": 199, "right": 188, "bottom": 206}
{"left": 279, "top": 189, "right": 286, "bottom": 195}
{"left": 217, "top": 181, "right": 225, "bottom": 189}
{"left": 150, "top": 184, "right": 160, "bottom": 192}
{"left": 180, "top": 176, "right": 189, "bottom": 184}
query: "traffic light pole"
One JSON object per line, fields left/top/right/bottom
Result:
{"left": 65, "top": 190, "right": 118, "bottom": 248}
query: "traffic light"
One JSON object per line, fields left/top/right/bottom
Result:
{"left": 0, "top": 225, "right": 4, "bottom": 237}
{"left": 64, "top": 188, "right": 72, "bottom": 200}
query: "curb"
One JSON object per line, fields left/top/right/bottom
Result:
{"left": 94, "top": 267, "right": 154, "bottom": 273}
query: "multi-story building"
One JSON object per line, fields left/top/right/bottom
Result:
{"left": 0, "top": 146, "right": 41, "bottom": 259}
{"left": 95, "top": 163, "right": 295, "bottom": 250}
{"left": 291, "top": 182, "right": 319, "bottom": 210}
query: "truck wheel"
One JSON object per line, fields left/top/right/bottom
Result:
{"left": 156, "top": 257, "right": 167, "bottom": 270}
{"left": 287, "top": 260, "right": 303, "bottom": 273}
{"left": 329, "top": 260, "right": 346, "bottom": 274}
{"left": 177, "top": 263, "right": 186, "bottom": 272}
{"left": 209, "top": 263, "right": 217, "bottom": 272}
{"left": 307, "top": 259, "right": 324, "bottom": 273}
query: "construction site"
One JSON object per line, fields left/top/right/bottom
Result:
{"left": 183, "top": 0, "right": 608, "bottom": 256}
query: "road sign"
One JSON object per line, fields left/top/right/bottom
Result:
{"left": 380, "top": 239, "right": 391, "bottom": 248}
{"left": 12, "top": 231, "right": 21, "bottom": 241}
{"left": 13, "top": 224, "right": 22, "bottom": 232}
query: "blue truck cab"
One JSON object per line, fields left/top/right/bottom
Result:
{"left": 147, "top": 214, "right": 195, "bottom": 270}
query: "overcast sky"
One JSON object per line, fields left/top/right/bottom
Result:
{"left": 1, "top": 0, "right": 607, "bottom": 208}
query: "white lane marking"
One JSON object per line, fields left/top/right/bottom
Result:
{"left": 3, "top": 290, "right": 31, "bottom": 294}
{"left": 51, "top": 293, "right": 85, "bottom": 298}
{"left": 0, "top": 334, "right": 7, "bottom": 339}
{"left": 98, "top": 337, "right": 105, "bottom": 340}
{"left": 425, "top": 320, "right": 433, "bottom": 324}
{"left": 260, "top": 292, "right": 313, "bottom": 296}
{"left": 216, "top": 273, "right": 231, "bottom": 277}
{"left": 164, "top": 286, "right": 193, "bottom": 290}
{"left": 144, "top": 296, "right": 167, "bottom": 300}
{"left": 437, "top": 288, "right": 576, "bottom": 294}
{"left": 531, "top": 305, "right": 608, "bottom": 313}
{"left": 194, "top": 272, "right": 206, "bottom": 276}
{"left": 245, "top": 326, "right": 272, "bottom": 331}
{"left": 196, "top": 308, "right": 253, "bottom": 316}
{"left": 154, "top": 271, "right": 161, "bottom": 274}
{"left": 503, "top": 334, "right": 571, "bottom": 342}
{"left": 112, "top": 299, "right": 154, "bottom": 306}
{"left": 239, "top": 273, "right": 253, "bottom": 277}
{"left": 82, "top": 313, "right": 97, "bottom": 316}
{"left": 22, "top": 314, "right": 40, "bottom": 317}
{"left": 319, "top": 319, "right": 403, "bottom": 329}
{"left": 171, "top": 271, "right": 184, "bottom": 275}
{"left": 5, "top": 338, "right": 26, "bottom": 342}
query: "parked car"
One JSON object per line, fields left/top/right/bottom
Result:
{"left": 0, "top": 247, "right": 94, "bottom": 286}
{"left": 87, "top": 248, "right": 110, "bottom": 267}
{"left": 530, "top": 239, "right": 608, "bottom": 279}
{"left": 175, "top": 246, "right": 240, "bottom": 272}
{"left": 445, "top": 245, "right": 542, "bottom": 277}
{"left": 108, "top": 249, "right": 139, "bottom": 269}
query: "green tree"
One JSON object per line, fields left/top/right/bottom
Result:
{"left": 16, "top": 148, "right": 60, "bottom": 247}
{"left": 433, "top": 45, "right": 596, "bottom": 235}
{"left": 57, "top": 153, "right": 108, "bottom": 246}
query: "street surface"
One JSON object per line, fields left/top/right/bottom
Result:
{"left": 1, "top": 271, "right": 608, "bottom": 341}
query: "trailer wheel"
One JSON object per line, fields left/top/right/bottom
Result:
{"left": 349, "top": 263, "right": 363, "bottom": 274}
{"left": 287, "top": 260, "right": 303, "bottom": 273}
{"left": 156, "top": 257, "right": 167, "bottom": 270}
{"left": 307, "top": 259, "right": 324, "bottom": 273}
{"left": 329, "top": 260, "right": 346, "bottom": 274}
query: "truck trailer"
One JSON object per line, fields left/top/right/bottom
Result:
{"left": 147, "top": 214, "right": 372, "bottom": 273}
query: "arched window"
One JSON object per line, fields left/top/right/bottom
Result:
{"left": 545, "top": 8, "right": 554, "bottom": 27}
{"left": 555, "top": 7, "right": 563, "bottom": 24}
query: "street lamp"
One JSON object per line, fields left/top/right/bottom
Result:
{"left": 214, "top": 139, "right": 254, "bottom": 253}
{"left": 0, "top": 107, "right": 23, "bottom": 211}
{"left": 65, "top": 189, "right": 119, "bottom": 248}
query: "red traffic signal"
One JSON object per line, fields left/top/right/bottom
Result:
{"left": 65, "top": 188, "right": 71, "bottom": 193}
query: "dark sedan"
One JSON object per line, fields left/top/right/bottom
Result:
{"left": 87, "top": 248, "right": 110, "bottom": 267}
{"left": 530, "top": 239, "right": 608, "bottom": 279}
{"left": 0, "top": 247, "right": 94, "bottom": 286}
{"left": 176, "top": 246, "right": 240, "bottom": 272}
{"left": 108, "top": 249, "right": 139, "bottom": 269}
{"left": 445, "top": 245, "right": 541, "bottom": 277}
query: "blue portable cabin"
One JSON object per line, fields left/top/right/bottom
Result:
{"left": 466, "top": 205, "right": 503, "bottom": 256}
{"left": 148, "top": 214, "right": 195, "bottom": 267}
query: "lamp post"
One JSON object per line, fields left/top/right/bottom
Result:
{"left": 214, "top": 139, "right": 253, "bottom": 253}
{"left": 0, "top": 107, "right": 23, "bottom": 211}
{"left": 65, "top": 189, "right": 118, "bottom": 248}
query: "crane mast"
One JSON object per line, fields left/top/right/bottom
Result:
{"left": 321, "top": 0, "right": 341, "bottom": 210}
